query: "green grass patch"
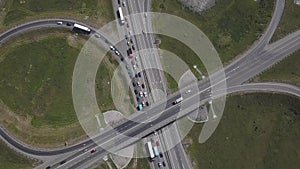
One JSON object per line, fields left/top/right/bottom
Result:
{"left": 2, "top": 0, "right": 114, "bottom": 26}
{"left": 0, "top": 36, "right": 80, "bottom": 128}
{"left": 185, "top": 93, "right": 300, "bottom": 169}
{"left": 252, "top": 49, "right": 300, "bottom": 86}
{"left": 152, "top": 0, "right": 274, "bottom": 64}
{"left": 95, "top": 53, "right": 118, "bottom": 112}
{"left": 0, "top": 140, "right": 38, "bottom": 169}
{"left": 272, "top": 0, "right": 300, "bottom": 41}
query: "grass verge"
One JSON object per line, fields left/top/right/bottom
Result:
{"left": 0, "top": 139, "right": 39, "bottom": 169}
{"left": 184, "top": 93, "right": 300, "bottom": 169}
{"left": 0, "top": 0, "right": 114, "bottom": 32}
{"left": 152, "top": 0, "right": 274, "bottom": 64}
{"left": 271, "top": 0, "right": 300, "bottom": 42}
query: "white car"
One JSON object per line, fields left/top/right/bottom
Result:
{"left": 143, "top": 92, "right": 147, "bottom": 97}
{"left": 185, "top": 89, "right": 191, "bottom": 94}
{"left": 122, "top": 1, "right": 126, "bottom": 7}
{"left": 115, "top": 50, "right": 120, "bottom": 56}
{"left": 110, "top": 46, "right": 115, "bottom": 51}
{"left": 57, "top": 21, "right": 63, "bottom": 25}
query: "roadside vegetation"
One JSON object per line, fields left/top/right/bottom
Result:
{"left": 0, "top": 0, "right": 114, "bottom": 32}
{"left": 0, "top": 140, "right": 39, "bottom": 169}
{"left": 251, "top": 49, "right": 300, "bottom": 87}
{"left": 0, "top": 29, "right": 119, "bottom": 147}
{"left": 271, "top": 0, "right": 300, "bottom": 42}
{"left": 152, "top": 0, "right": 274, "bottom": 64}
{"left": 184, "top": 93, "right": 300, "bottom": 169}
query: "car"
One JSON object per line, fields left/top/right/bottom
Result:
{"left": 136, "top": 97, "right": 140, "bottom": 102}
{"left": 130, "top": 38, "right": 134, "bottom": 43}
{"left": 60, "top": 160, "right": 66, "bottom": 165}
{"left": 139, "top": 91, "right": 143, "bottom": 97}
{"left": 94, "top": 34, "right": 100, "bottom": 38}
{"left": 158, "top": 162, "right": 162, "bottom": 167}
{"left": 133, "top": 64, "right": 137, "bottom": 69}
{"left": 115, "top": 50, "right": 120, "bottom": 56}
{"left": 134, "top": 90, "right": 138, "bottom": 94}
{"left": 66, "top": 22, "right": 72, "bottom": 26}
{"left": 129, "top": 30, "right": 132, "bottom": 35}
{"left": 185, "top": 89, "right": 191, "bottom": 94}
{"left": 156, "top": 141, "right": 160, "bottom": 146}
{"left": 145, "top": 101, "right": 149, "bottom": 106}
{"left": 137, "top": 81, "right": 141, "bottom": 86}
{"left": 132, "top": 82, "right": 136, "bottom": 87}
{"left": 127, "top": 41, "right": 131, "bottom": 46}
{"left": 143, "top": 92, "right": 147, "bottom": 97}
{"left": 159, "top": 153, "right": 163, "bottom": 158}
{"left": 110, "top": 46, "right": 115, "bottom": 51}
{"left": 125, "top": 34, "right": 128, "bottom": 39}
{"left": 142, "top": 101, "right": 145, "bottom": 106}
{"left": 132, "top": 45, "right": 136, "bottom": 50}
{"left": 141, "top": 84, "right": 145, "bottom": 88}
{"left": 90, "top": 149, "right": 96, "bottom": 153}
{"left": 57, "top": 21, "right": 63, "bottom": 25}
{"left": 46, "top": 166, "right": 51, "bottom": 169}
{"left": 122, "top": 1, "right": 126, "bottom": 7}
{"left": 137, "top": 72, "right": 142, "bottom": 77}
{"left": 162, "top": 161, "right": 166, "bottom": 166}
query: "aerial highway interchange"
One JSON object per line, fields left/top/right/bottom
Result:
{"left": 0, "top": 0, "right": 299, "bottom": 169}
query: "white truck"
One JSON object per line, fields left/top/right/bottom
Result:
{"left": 118, "top": 7, "right": 125, "bottom": 24}
{"left": 173, "top": 97, "right": 183, "bottom": 105}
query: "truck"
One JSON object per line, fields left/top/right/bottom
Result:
{"left": 146, "top": 142, "right": 155, "bottom": 159}
{"left": 153, "top": 146, "right": 159, "bottom": 157}
{"left": 73, "top": 23, "right": 91, "bottom": 34}
{"left": 173, "top": 97, "right": 183, "bottom": 105}
{"left": 118, "top": 7, "right": 125, "bottom": 24}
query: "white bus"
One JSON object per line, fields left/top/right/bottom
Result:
{"left": 146, "top": 142, "right": 155, "bottom": 159}
{"left": 118, "top": 7, "right": 125, "bottom": 24}
{"left": 73, "top": 23, "right": 91, "bottom": 34}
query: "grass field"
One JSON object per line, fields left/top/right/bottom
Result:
{"left": 0, "top": 140, "right": 38, "bottom": 169}
{"left": 152, "top": 0, "right": 274, "bottom": 64}
{"left": 271, "top": 0, "right": 300, "bottom": 42}
{"left": 95, "top": 53, "right": 118, "bottom": 112}
{"left": 184, "top": 93, "right": 300, "bottom": 169}
{"left": 251, "top": 49, "right": 300, "bottom": 86}
{"left": 0, "top": 0, "right": 114, "bottom": 30}
{"left": 0, "top": 30, "right": 119, "bottom": 147}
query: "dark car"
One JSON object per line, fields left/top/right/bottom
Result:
{"left": 159, "top": 153, "right": 163, "bottom": 157}
{"left": 130, "top": 38, "right": 134, "bottom": 43}
{"left": 162, "top": 161, "right": 166, "bottom": 166}
{"left": 132, "top": 45, "right": 135, "bottom": 50}
{"left": 66, "top": 22, "right": 72, "bottom": 26}
{"left": 46, "top": 166, "right": 51, "bottom": 169}
{"left": 60, "top": 160, "right": 66, "bottom": 165}
{"left": 137, "top": 72, "right": 142, "bottom": 77}
{"left": 141, "top": 84, "right": 145, "bottom": 89}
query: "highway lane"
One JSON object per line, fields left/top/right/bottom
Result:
{"left": 126, "top": 0, "right": 174, "bottom": 168}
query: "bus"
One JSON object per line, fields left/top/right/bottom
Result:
{"left": 153, "top": 146, "right": 159, "bottom": 157}
{"left": 73, "top": 23, "right": 91, "bottom": 34}
{"left": 146, "top": 142, "right": 155, "bottom": 159}
{"left": 118, "top": 7, "right": 125, "bottom": 24}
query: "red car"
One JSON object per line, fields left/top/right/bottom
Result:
{"left": 90, "top": 149, "right": 96, "bottom": 153}
{"left": 156, "top": 141, "right": 160, "bottom": 146}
